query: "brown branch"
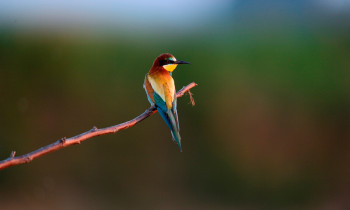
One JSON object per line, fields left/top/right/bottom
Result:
{"left": 0, "top": 82, "right": 198, "bottom": 170}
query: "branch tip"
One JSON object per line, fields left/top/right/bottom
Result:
{"left": 187, "top": 90, "right": 196, "bottom": 106}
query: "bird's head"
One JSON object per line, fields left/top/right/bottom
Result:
{"left": 153, "top": 53, "right": 190, "bottom": 72}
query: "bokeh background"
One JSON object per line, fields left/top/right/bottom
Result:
{"left": 1, "top": 0, "right": 350, "bottom": 209}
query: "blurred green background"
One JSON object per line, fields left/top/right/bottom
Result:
{"left": 1, "top": 0, "right": 350, "bottom": 209}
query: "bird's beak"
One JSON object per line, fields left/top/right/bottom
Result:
{"left": 174, "top": 60, "right": 191, "bottom": 64}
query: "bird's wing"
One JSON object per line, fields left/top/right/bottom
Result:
{"left": 153, "top": 90, "right": 181, "bottom": 150}
{"left": 148, "top": 75, "right": 181, "bottom": 150}
{"left": 147, "top": 74, "right": 178, "bottom": 127}
{"left": 163, "top": 83, "right": 174, "bottom": 110}
{"left": 143, "top": 74, "right": 155, "bottom": 105}
{"left": 147, "top": 75, "right": 173, "bottom": 108}
{"left": 171, "top": 90, "right": 180, "bottom": 131}
{"left": 148, "top": 81, "right": 174, "bottom": 112}
{"left": 153, "top": 92, "right": 172, "bottom": 127}
{"left": 163, "top": 83, "right": 179, "bottom": 130}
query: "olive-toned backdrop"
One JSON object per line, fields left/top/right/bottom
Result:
{"left": 1, "top": 1, "right": 350, "bottom": 209}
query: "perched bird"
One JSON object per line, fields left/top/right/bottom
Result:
{"left": 143, "top": 53, "right": 190, "bottom": 151}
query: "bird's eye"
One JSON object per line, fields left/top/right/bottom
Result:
{"left": 166, "top": 60, "right": 171, "bottom": 64}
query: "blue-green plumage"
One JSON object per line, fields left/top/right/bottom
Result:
{"left": 153, "top": 92, "right": 182, "bottom": 151}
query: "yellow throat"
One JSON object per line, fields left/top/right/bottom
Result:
{"left": 163, "top": 64, "right": 178, "bottom": 72}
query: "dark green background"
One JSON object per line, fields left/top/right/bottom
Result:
{"left": 1, "top": 1, "right": 350, "bottom": 209}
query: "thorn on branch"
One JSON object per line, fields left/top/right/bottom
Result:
{"left": 10, "top": 151, "right": 16, "bottom": 158}
{"left": 91, "top": 126, "right": 98, "bottom": 131}
{"left": 60, "top": 137, "right": 66, "bottom": 144}
{"left": 25, "top": 156, "right": 32, "bottom": 163}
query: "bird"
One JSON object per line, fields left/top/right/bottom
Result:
{"left": 143, "top": 53, "right": 190, "bottom": 151}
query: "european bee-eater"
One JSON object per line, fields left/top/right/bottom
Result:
{"left": 143, "top": 53, "right": 190, "bottom": 151}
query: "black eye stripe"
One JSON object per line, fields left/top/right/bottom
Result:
{"left": 160, "top": 59, "right": 174, "bottom": 66}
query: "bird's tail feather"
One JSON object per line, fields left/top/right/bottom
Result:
{"left": 171, "top": 129, "right": 182, "bottom": 152}
{"left": 156, "top": 107, "right": 182, "bottom": 152}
